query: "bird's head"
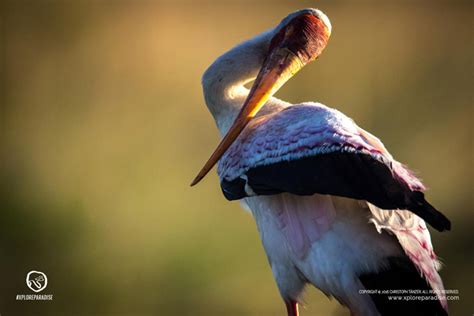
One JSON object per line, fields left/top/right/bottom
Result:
{"left": 270, "top": 8, "right": 332, "bottom": 71}
{"left": 191, "top": 9, "right": 331, "bottom": 186}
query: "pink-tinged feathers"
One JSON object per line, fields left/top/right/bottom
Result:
{"left": 267, "top": 193, "right": 336, "bottom": 259}
{"left": 218, "top": 103, "right": 425, "bottom": 191}
{"left": 246, "top": 194, "right": 404, "bottom": 315}
{"left": 367, "top": 203, "right": 448, "bottom": 312}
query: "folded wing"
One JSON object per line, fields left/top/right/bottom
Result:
{"left": 218, "top": 103, "right": 450, "bottom": 232}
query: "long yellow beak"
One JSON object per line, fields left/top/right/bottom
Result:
{"left": 190, "top": 48, "right": 304, "bottom": 186}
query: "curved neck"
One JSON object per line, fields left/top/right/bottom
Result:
{"left": 202, "top": 30, "right": 289, "bottom": 135}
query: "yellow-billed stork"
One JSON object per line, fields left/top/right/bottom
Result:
{"left": 191, "top": 8, "right": 450, "bottom": 316}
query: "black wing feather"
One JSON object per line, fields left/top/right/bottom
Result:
{"left": 221, "top": 152, "right": 450, "bottom": 232}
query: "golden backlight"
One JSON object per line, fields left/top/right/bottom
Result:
{"left": 1, "top": 1, "right": 472, "bottom": 315}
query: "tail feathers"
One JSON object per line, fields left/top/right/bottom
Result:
{"left": 359, "top": 257, "right": 448, "bottom": 316}
{"left": 410, "top": 191, "right": 451, "bottom": 232}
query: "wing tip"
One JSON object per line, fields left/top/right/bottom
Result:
{"left": 411, "top": 192, "right": 451, "bottom": 232}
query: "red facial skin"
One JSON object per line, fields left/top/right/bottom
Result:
{"left": 268, "top": 14, "right": 330, "bottom": 64}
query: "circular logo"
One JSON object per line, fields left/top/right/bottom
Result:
{"left": 26, "top": 271, "right": 48, "bottom": 293}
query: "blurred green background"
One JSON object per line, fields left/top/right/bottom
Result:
{"left": 1, "top": 0, "right": 472, "bottom": 315}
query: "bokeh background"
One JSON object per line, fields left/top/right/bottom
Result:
{"left": 1, "top": 0, "right": 472, "bottom": 315}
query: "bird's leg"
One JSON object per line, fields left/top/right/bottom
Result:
{"left": 285, "top": 299, "right": 299, "bottom": 316}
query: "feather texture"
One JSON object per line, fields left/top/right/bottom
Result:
{"left": 218, "top": 103, "right": 450, "bottom": 232}
{"left": 367, "top": 203, "right": 448, "bottom": 311}
{"left": 218, "top": 103, "right": 423, "bottom": 192}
